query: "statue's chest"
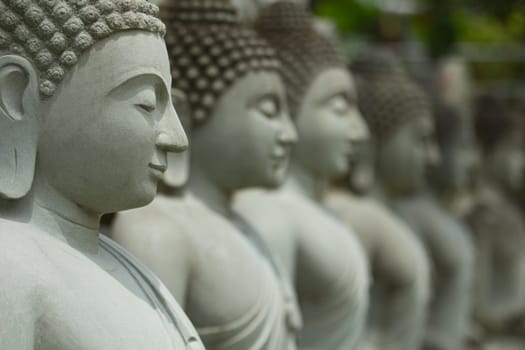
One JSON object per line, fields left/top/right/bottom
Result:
{"left": 187, "top": 226, "right": 280, "bottom": 328}
{"left": 35, "top": 251, "right": 185, "bottom": 350}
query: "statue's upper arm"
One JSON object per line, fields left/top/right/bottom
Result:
{"left": 144, "top": 223, "right": 192, "bottom": 304}
{"left": 0, "top": 262, "right": 36, "bottom": 350}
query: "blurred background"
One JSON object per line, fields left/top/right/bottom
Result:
{"left": 311, "top": 0, "right": 525, "bottom": 99}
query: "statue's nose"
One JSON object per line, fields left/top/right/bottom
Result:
{"left": 157, "top": 103, "right": 188, "bottom": 153}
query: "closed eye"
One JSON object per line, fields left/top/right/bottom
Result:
{"left": 136, "top": 103, "right": 156, "bottom": 113}
{"left": 328, "top": 94, "right": 350, "bottom": 115}
{"left": 134, "top": 87, "right": 158, "bottom": 115}
{"left": 256, "top": 96, "right": 280, "bottom": 119}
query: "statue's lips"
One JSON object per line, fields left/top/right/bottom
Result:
{"left": 272, "top": 147, "right": 290, "bottom": 161}
{"left": 148, "top": 163, "right": 167, "bottom": 173}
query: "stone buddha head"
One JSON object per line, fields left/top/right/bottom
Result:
{"left": 430, "top": 57, "right": 479, "bottom": 195}
{"left": 474, "top": 95, "right": 525, "bottom": 194}
{"left": 430, "top": 103, "right": 478, "bottom": 196}
{"left": 255, "top": 1, "right": 368, "bottom": 183}
{"left": 0, "top": 0, "right": 187, "bottom": 215}
{"left": 161, "top": 0, "right": 297, "bottom": 193}
{"left": 353, "top": 48, "right": 439, "bottom": 196}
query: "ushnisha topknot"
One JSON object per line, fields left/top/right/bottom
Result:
{"left": 255, "top": 1, "right": 346, "bottom": 117}
{"left": 0, "top": 0, "right": 165, "bottom": 98}
{"left": 352, "top": 48, "right": 431, "bottom": 141}
{"left": 160, "top": 0, "right": 281, "bottom": 124}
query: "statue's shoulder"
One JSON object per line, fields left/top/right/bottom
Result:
{"left": 0, "top": 220, "right": 58, "bottom": 314}
{"left": 360, "top": 199, "right": 412, "bottom": 231}
{"left": 123, "top": 194, "right": 244, "bottom": 248}
{"left": 235, "top": 188, "right": 298, "bottom": 231}
{"left": 237, "top": 188, "right": 285, "bottom": 207}
{"left": 0, "top": 220, "right": 50, "bottom": 267}
{"left": 113, "top": 194, "right": 204, "bottom": 245}
{"left": 327, "top": 191, "right": 405, "bottom": 230}
{"left": 326, "top": 190, "right": 377, "bottom": 215}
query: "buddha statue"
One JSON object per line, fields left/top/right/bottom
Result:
{"left": 111, "top": 1, "right": 301, "bottom": 349}
{"left": 430, "top": 56, "right": 479, "bottom": 216}
{"left": 325, "top": 82, "right": 431, "bottom": 350}
{"left": 466, "top": 95, "right": 525, "bottom": 335}
{"left": 0, "top": 0, "right": 205, "bottom": 348}
{"left": 353, "top": 48, "right": 475, "bottom": 350}
{"left": 235, "top": 2, "right": 370, "bottom": 349}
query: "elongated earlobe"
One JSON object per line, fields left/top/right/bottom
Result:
{"left": 0, "top": 55, "right": 40, "bottom": 199}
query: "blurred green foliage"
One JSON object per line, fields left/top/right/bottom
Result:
{"left": 315, "top": 0, "right": 525, "bottom": 49}
{"left": 314, "top": 0, "right": 525, "bottom": 80}
{"left": 314, "top": 0, "right": 379, "bottom": 37}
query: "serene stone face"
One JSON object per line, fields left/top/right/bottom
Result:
{"left": 437, "top": 59, "right": 472, "bottom": 114}
{"left": 190, "top": 71, "right": 297, "bottom": 191}
{"left": 377, "top": 114, "right": 438, "bottom": 195}
{"left": 487, "top": 129, "right": 525, "bottom": 193}
{"left": 293, "top": 68, "right": 368, "bottom": 180}
{"left": 36, "top": 32, "right": 187, "bottom": 213}
{"left": 431, "top": 57, "right": 478, "bottom": 194}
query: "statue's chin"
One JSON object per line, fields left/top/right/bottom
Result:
{"left": 264, "top": 177, "right": 285, "bottom": 190}
{"left": 325, "top": 161, "right": 349, "bottom": 183}
{"left": 107, "top": 182, "right": 158, "bottom": 213}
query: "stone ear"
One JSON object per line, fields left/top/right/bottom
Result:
{"left": 0, "top": 55, "right": 40, "bottom": 199}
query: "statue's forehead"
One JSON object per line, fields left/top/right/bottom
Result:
{"left": 310, "top": 68, "right": 353, "bottom": 98}
{"left": 69, "top": 32, "right": 171, "bottom": 92}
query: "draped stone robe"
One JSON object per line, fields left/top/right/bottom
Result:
{"left": 392, "top": 193, "right": 474, "bottom": 350}
{"left": 235, "top": 184, "right": 370, "bottom": 350}
{"left": 325, "top": 190, "right": 430, "bottom": 350}
{"left": 112, "top": 194, "right": 300, "bottom": 350}
{"left": 0, "top": 218, "right": 204, "bottom": 350}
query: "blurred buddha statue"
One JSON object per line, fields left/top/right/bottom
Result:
{"left": 353, "top": 48, "right": 475, "bottom": 350}
{"left": 429, "top": 56, "right": 484, "bottom": 348}
{"left": 467, "top": 95, "right": 525, "bottom": 336}
{"left": 111, "top": 1, "right": 301, "bottom": 349}
{"left": 235, "top": 2, "right": 370, "bottom": 349}
{"left": 0, "top": 0, "right": 205, "bottom": 348}
{"left": 325, "top": 91, "right": 430, "bottom": 350}
{"left": 430, "top": 56, "right": 479, "bottom": 216}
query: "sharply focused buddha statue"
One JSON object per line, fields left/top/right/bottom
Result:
{"left": 0, "top": 0, "right": 205, "bottom": 348}
{"left": 467, "top": 95, "right": 525, "bottom": 334}
{"left": 353, "top": 48, "right": 475, "bottom": 350}
{"left": 235, "top": 2, "right": 370, "bottom": 349}
{"left": 111, "top": 1, "right": 301, "bottom": 349}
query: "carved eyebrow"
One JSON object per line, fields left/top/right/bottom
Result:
{"left": 248, "top": 91, "right": 277, "bottom": 105}
{"left": 108, "top": 68, "right": 170, "bottom": 96}
{"left": 318, "top": 90, "right": 350, "bottom": 107}
{"left": 246, "top": 86, "right": 283, "bottom": 111}
{"left": 316, "top": 80, "right": 352, "bottom": 104}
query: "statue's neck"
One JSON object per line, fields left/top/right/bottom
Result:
{"left": 286, "top": 162, "right": 325, "bottom": 202}
{"left": 1, "top": 178, "right": 101, "bottom": 255}
{"left": 188, "top": 166, "right": 232, "bottom": 218}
